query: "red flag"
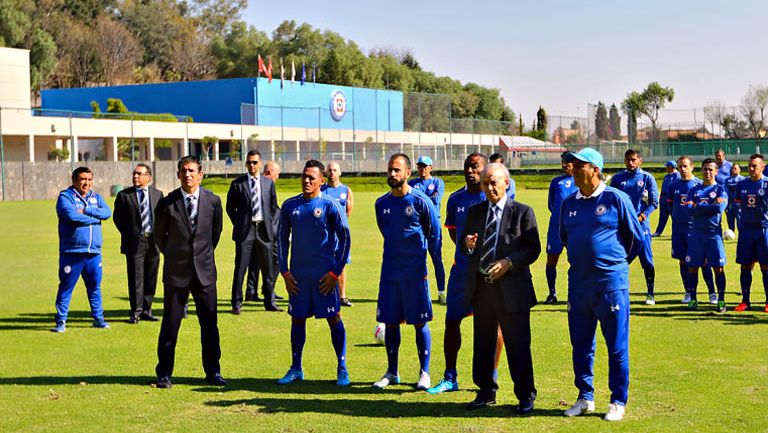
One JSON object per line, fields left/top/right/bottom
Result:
{"left": 267, "top": 57, "right": 273, "bottom": 83}
{"left": 258, "top": 55, "right": 265, "bottom": 77}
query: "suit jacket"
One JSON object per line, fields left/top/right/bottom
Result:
{"left": 226, "top": 174, "right": 278, "bottom": 242}
{"left": 154, "top": 187, "right": 223, "bottom": 287}
{"left": 113, "top": 186, "right": 163, "bottom": 255}
{"left": 462, "top": 199, "right": 541, "bottom": 313}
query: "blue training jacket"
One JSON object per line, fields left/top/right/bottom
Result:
{"left": 56, "top": 186, "right": 112, "bottom": 254}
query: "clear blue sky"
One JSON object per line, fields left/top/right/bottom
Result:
{"left": 243, "top": 0, "right": 768, "bottom": 124}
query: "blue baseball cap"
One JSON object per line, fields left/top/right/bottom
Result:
{"left": 417, "top": 155, "right": 433, "bottom": 166}
{"left": 665, "top": 160, "right": 677, "bottom": 168}
{"left": 564, "top": 147, "right": 604, "bottom": 171}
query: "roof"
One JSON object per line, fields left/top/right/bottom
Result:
{"left": 499, "top": 136, "right": 567, "bottom": 152}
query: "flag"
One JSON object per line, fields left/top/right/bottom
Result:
{"left": 301, "top": 63, "right": 306, "bottom": 86}
{"left": 267, "top": 57, "right": 273, "bottom": 83}
{"left": 257, "top": 55, "right": 265, "bottom": 77}
{"left": 312, "top": 62, "right": 316, "bottom": 84}
{"left": 291, "top": 59, "right": 296, "bottom": 86}
{"left": 280, "top": 59, "right": 285, "bottom": 89}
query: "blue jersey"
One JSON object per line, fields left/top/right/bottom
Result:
{"left": 375, "top": 187, "right": 441, "bottom": 278}
{"left": 725, "top": 175, "right": 746, "bottom": 205}
{"left": 278, "top": 194, "right": 350, "bottom": 279}
{"left": 610, "top": 168, "right": 659, "bottom": 228}
{"left": 548, "top": 174, "right": 578, "bottom": 225}
{"left": 687, "top": 183, "right": 727, "bottom": 236}
{"left": 735, "top": 176, "right": 768, "bottom": 229}
{"left": 660, "top": 171, "right": 681, "bottom": 204}
{"left": 321, "top": 183, "right": 350, "bottom": 210}
{"left": 669, "top": 177, "right": 703, "bottom": 229}
{"left": 506, "top": 177, "right": 516, "bottom": 200}
{"left": 444, "top": 187, "right": 486, "bottom": 269}
{"left": 716, "top": 160, "right": 733, "bottom": 185}
{"left": 559, "top": 184, "right": 644, "bottom": 292}
{"left": 408, "top": 177, "right": 445, "bottom": 215}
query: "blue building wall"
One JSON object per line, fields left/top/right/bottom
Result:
{"left": 41, "top": 77, "right": 404, "bottom": 131}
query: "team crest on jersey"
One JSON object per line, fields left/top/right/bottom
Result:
{"left": 709, "top": 191, "right": 717, "bottom": 199}
{"left": 760, "top": 189, "right": 765, "bottom": 196}
{"left": 313, "top": 208, "right": 323, "bottom": 218}
{"left": 595, "top": 204, "right": 607, "bottom": 216}
{"left": 405, "top": 206, "right": 415, "bottom": 216}
{"left": 428, "top": 184, "right": 435, "bottom": 191}
{"left": 685, "top": 255, "right": 691, "bottom": 263}
{"left": 89, "top": 197, "right": 98, "bottom": 204}
{"left": 63, "top": 265, "right": 71, "bottom": 274}
{"left": 340, "top": 193, "right": 347, "bottom": 200}
{"left": 638, "top": 180, "right": 644, "bottom": 187}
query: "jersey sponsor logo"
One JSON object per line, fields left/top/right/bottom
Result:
{"left": 405, "top": 206, "right": 414, "bottom": 216}
{"left": 292, "top": 208, "right": 300, "bottom": 216}
{"left": 595, "top": 204, "right": 607, "bottom": 216}
{"left": 63, "top": 265, "right": 71, "bottom": 274}
{"left": 313, "top": 208, "right": 323, "bottom": 218}
{"left": 748, "top": 195, "right": 757, "bottom": 206}
{"left": 568, "top": 210, "right": 577, "bottom": 217}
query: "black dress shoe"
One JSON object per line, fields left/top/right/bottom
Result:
{"left": 265, "top": 304, "right": 284, "bottom": 312}
{"left": 156, "top": 376, "right": 172, "bottom": 389}
{"left": 128, "top": 315, "right": 139, "bottom": 324}
{"left": 232, "top": 306, "right": 241, "bottom": 315}
{"left": 244, "top": 293, "right": 256, "bottom": 302}
{"left": 204, "top": 373, "right": 227, "bottom": 386}
{"left": 467, "top": 392, "right": 496, "bottom": 410}
{"left": 139, "top": 313, "right": 159, "bottom": 322}
{"left": 544, "top": 294, "right": 558, "bottom": 304}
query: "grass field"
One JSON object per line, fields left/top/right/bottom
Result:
{"left": 0, "top": 174, "right": 766, "bottom": 433}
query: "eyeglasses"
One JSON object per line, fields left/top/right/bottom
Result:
{"left": 246, "top": 161, "right": 259, "bottom": 165}
{"left": 133, "top": 172, "right": 149, "bottom": 176}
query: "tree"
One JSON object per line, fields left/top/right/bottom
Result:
{"left": 518, "top": 114, "right": 524, "bottom": 135}
{"left": 621, "top": 82, "right": 675, "bottom": 143}
{"left": 201, "top": 136, "right": 218, "bottom": 160}
{"left": 595, "top": 102, "right": 609, "bottom": 140}
{"left": 187, "top": 0, "right": 247, "bottom": 40}
{"left": 626, "top": 108, "right": 637, "bottom": 144}
{"left": 703, "top": 100, "right": 727, "bottom": 138}
{"left": 54, "top": 18, "right": 101, "bottom": 87}
{"left": 740, "top": 85, "right": 768, "bottom": 141}
{"left": 94, "top": 15, "right": 142, "bottom": 85}
{"left": 535, "top": 106, "right": 547, "bottom": 132}
{"left": 609, "top": 103, "right": 621, "bottom": 139}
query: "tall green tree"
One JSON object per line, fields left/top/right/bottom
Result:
{"left": 595, "top": 101, "right": 609, "bottom": 140}
{"left": 536, "top": 106, "right": 547, "bottom": 132}
{"left": 622, "top": 82, "right": 675, "bottom": 143}
{"left": 609, "top": 103, "right": 622, "bottom": 139}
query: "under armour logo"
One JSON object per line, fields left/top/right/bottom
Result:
{"left": 569, "top": 211, "right": 577, "bottom": 217}
{"left": 292, "top": 209, "right": 300, "bottom": 215}
{"left": 420, "top": 312, "right": 429, "bottom": 318}
{"left": 610, "top": 304, "right": 621, "bottom": 312}
{"left": 383, "top": 208, "right": 391, "bottom": 214}
{"left": 457, "top": 206, "right": 465, "bottom": 212}
{"left": 327, "top": 307, "right": 335, "bottom": 313}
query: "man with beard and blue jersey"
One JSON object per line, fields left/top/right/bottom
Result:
{"left": 276, "top": 160, "right": 351, "bottom": 387}
{"left": 610, "top": 149, "right": 659, "bottom": 305}
{"left": 374, "top": 153, "right": 441, "bottom": 391}
{"left": 669, "top": 156, "right": 717, "bottom": 304}
{"left": 543, "top": 153, "right": 578, "bottom": 304}
{"left": 559, "top": 148, "right": 644, "bottom": 422}
{"left": 409, "top": 155, "right": 447, "bottom": 303}
{"left": 725, "top": 163, "right": 746, "bottom": 233}
{"left": 733, "top": 154, "right": 768, "bottom": 313}
{"left": 652, "top": 160, "right": 680, "bottom": 237}
{"left": 684, "top": 158, "right": 728, "bottom": 312}
{"left": 321, "top": 161, "right": 355, "bottom": 307}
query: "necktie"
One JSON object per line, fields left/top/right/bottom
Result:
{"left": 480, "top": 205, "right": 499, "bottom": 270}
{"left": 251, "top": 177, "right": 261, "bottom": 221}
{"left": 138, "top": 189, "right": 151, "bottom": 233}
{"left": 186, "top": 195, "right": 197, "bottom": 230}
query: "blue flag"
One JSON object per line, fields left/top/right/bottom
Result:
{"left": 312, "top": 62, "right": 316, "bottom": 84}
{"left": 301, "top": 63, "right": 306, "bottom": 85}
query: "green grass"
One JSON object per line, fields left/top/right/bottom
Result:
{"left": 0, "top": 176, "right": 766, "bottom": 433}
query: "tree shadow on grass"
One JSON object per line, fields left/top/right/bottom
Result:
{"left": 0, "top": 310, "right": 137, "bottom": 331}
{"left": 205, "top": 396, "right": 564, "bottom": 418}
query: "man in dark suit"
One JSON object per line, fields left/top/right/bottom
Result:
{"left": 245, "top": 160, "right": 282, "bottom": 302}
{"left": 113, "top": 163, "right": 164, "bottom": 324}
{"left": 154, "top": 155, "right": 225, "bottom": 388}
{"left": 462, "top": 162, "right": 541, "bottom": 415}
{"left": 226, "top": 150, "right": 281, "bottom": 313}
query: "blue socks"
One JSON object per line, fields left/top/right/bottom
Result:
{"left": 702, "top": 265, "right": 715, "bottom": 294}
{"left": 415, "top": 324, "right": 431, "bottom": 374}
{"left": 715, "top": 272, "right": 726, "bottom": 301}
{"left": 545, "top": 266, "right": 557, "bottom": 296}
{"left": 679, "top": 263, "right": 689, "bottom": 294}
{"left": 329, "top": 319, "right": 347, "bottom": 371}
{"left": 290, "top": 322, "right": 306, "bottom": 371}
{"left": 385, "top": 325, "right": 401, "bottom": 376}
{"left": 740, "top": 269, "right": 752, "bottom": 302}
{"left": 688, "top": 270, "right": 699, "bottom": 299}
{"left": 644, "top": 266, "right": 655, "bottom": 296}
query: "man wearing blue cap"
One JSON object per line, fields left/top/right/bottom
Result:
{"left": 409, "top": 155, "right": 446, "bottom": 303}
{"left": 652, "top": 160, "right": 681, "bottom": 237}
{"left": 559, "top": 148, "right": 644, "bottom": 422}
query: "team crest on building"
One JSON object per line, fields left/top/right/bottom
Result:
{"left": 405, "top": 206, "right": 415, "bottom": 216}
{"left": 313, "top": 208, "right": 323, "bottom": 218}
{"left": 330, "top": 90, "right": 347, "bottom": 121}
{"left": 595, "top": 204, "right": 607, "bottom": 216}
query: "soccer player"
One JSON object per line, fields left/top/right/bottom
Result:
{"left": 652, "top": 160, "right": 681, "bottom": 237}
{"left": 321, "top": 161, "right": 355, "bottom": 307}
{"left": 427, "top": 153, "right": 504, "bottom": 395}
{"left": 715, "top": 149, "right": 733, "bottom": 186}
{"left": 559, "top": 148, "right": 644, "bottom": 422}
{"left": 409, "top": 155, "right": 447, "bottom": 303}
{"left": 52, "top": 167, "right": 112, "bottom": 333}
{"left": 733, "top": 154, "right": 768, "bottom": 313}
{"left": 374, "top": 153, "right": 441, "bottom": 390}
{"left": 669, "top": 156, "right": 717, "bottom": 304}
{"left": 276, "top": 160, "right": 351, "bottom": 386}
{"left": 725, "top": 163, "right": 745, "bottom": 233}
{"left": 544, "top": 152, "right": 578, "bottom": 304}
{"left": 490, "top": 152, "right": 516, "bottom": 200}
{"left": 610, "top": 149, "right": 659, "bottom": 304}
{"left": 683, "top": 158, "right": 728, "bottom": 312}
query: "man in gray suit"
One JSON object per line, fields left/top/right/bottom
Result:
{"left": 227, "top": 150, "right": 281, "bottom": 313}
{"left": 113, "top": 163, "right": 164, "bottom": 324}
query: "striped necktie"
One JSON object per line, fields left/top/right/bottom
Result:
{"left": 138, "top": 189, "right": 151, "bottom": 233}
{"left": 186, "top": 195, "right": 197, "bottom": 230}
{"left": 251, "top": 177, "right": 261, "bottom": 221}
{"left": 480, "top": 205, "right": 499, "bottom": 270}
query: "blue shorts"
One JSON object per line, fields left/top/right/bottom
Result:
{"left": 735, "top": 227, "right": 768, "bottom": 265}
{"left": 377, "top": 277, "right": 433, "bottom": 325}
{"left": 630, "top": 231, "right": 654, "bottom": 268}
{"left": 445, "top": 263, "right": 472, "bottom": 321}
{"left": 288, "top": 276, "right": 341, "bottom": 319}
{"left": 546, "top": 223, "right": 565, "bottom": 255}
{"left": 685, "top": 235, "right": 726, "bottom": 268}
{"left": 671, "top": 225, "right": 689, "bottom": 260}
